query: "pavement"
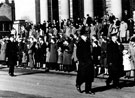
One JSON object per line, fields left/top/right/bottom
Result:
{"left": 0, "top": 66, "right": 135, "bottom": 98}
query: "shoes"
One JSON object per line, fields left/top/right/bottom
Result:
{"left": 45, "top": 68, "right": 49, "bottom": 72}
{"left": 115, "top": 86, "right": 121, "bottom": 89}
{"left": 85, "top": 91, "right": 95, "bottom": 95}
{"left": 9, "top": 74, "right": 15, "bottom": 77}
{"left": 124, "top": 76, "right": 130, "bottom": 79}
{"left": 105, "top": 81, "right": 110, "bottom": 87}
{"left": 113, "top": 85, "right": 121, "bottom": 89}
{"left": 76, "top": 85, "right": 82, "bottom": 93}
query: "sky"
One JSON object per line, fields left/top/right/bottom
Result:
{"left": 0, "top": 0, "right": 36, "bottom": 23}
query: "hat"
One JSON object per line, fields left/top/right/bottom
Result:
{"left": 111, "top": 33, "right": 117, "bottom": 37}
{"left": 80, "top": 26, "right": 88, "bottom": 35}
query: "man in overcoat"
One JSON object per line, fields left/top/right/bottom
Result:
{"left": 6, "top": 35, "right": 18, "bottom": 76}
{"left": 76, "top": 29, "right": 95, "bottom": 94}
{"left": 106, "top": 33, "right": 124, "bottom": 89}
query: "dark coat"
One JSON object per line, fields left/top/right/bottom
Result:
{"left": 35, "top": 47, "right": 41, "bottom": 63}
{"left": 6, "top": 41, "right": 18, "bottom": 65}
{"left": 76, "top": 38, "right": 94, "bottom": 85}
{"left": 92, "top": 41, "right": 101, "bottom": 65}
{"left": 49, "top": 43, "right": 58, "bottom": 63}
{"left": 63, "top": 42, "right": 74, "bottom": 65}
{"left": 100, "top": 41, "right": 107, "bottom": 68}
{"left": 39, "top": 43, "right": 46, "bottom": 63}
{"left": 107, "top": 41, "right": 123, "bottom": 78}
{"left": 17, "top": 42, "right": 23, "bottom": 61}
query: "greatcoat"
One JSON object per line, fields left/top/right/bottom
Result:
{"left": 76, "top": 38, "right": 94, "bottom": 85}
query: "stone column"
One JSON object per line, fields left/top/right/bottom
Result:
{"left": 59, "top": 0, "right": 69, "bottom": 20}
{"left": 84, "top": 0, "right": 94, "bottom": 17}
{"left": 69, "top": 0, "right": 73, "bottom": 18}
{"left": 110, "top": 0, "right": 122, "bottom": 19}
{"left": 40, "top": 0, "right": 48, "bottom": 23}
{"left": 35, "top": 0, "right": 41, "bottom": 24}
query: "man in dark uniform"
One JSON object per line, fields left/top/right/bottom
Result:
{"left": 106, "top": 33, "right": 124, "bottom": 89}
{"left": 76, "top": 30, "right": 95, "bottom": 94}
{"left": 6, "top": 35, "right": 18, "bottom": 76}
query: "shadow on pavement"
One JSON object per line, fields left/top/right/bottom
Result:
{"left": 17, "top": 70, "right": 77, "bottom": 76}
{"left": 92, "top": 80, "right": 135, "bottom": 93}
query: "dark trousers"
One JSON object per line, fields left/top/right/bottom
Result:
{"left": 9, "top": 65, "right": 15, "bottom": 75}
{"left": 85, "top": 82, "right": 92, "bottom": 92}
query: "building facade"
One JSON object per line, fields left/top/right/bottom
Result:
{"left": 0, "top": 0, "right": 15, "bottom": 36}
{"left": 13, "top": 0, "right": 135, "bottom": 24}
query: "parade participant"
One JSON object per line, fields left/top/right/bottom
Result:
{"left": 6, "top": 35, "right": 18, "bottom": 76}
{"left": 76, "top": 29, "right": 95, "bottom": 94}
{"left": 106, "top": 33, "right": 124, "bottom": 89}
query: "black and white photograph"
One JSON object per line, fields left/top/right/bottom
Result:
{"left": 0, "top": 0, "right": 135, "bottom": 98}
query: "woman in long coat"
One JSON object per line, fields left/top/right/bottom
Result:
{"left": 49, "top": 38, "right": 58, "bottom": 70}
{"left": 63, "top": 38, "right": 74, "bottom": 72}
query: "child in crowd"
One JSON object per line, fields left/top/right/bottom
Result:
{"left": 123, "top": 50, "right": 132, "bottom": 79}
{"left": 45, "top": 47, "right": 50, "bottom": 71}
{"left": 22, "top": 51, "right": 28, "bottom": 69}
{"left": 57, "top": 47, "right": 63, "bottom": 71}
{"left": 34, "top": 43, "right": 41, "bottom": 69}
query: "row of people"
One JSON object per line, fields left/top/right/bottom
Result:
{"left": 0, "top": 31, "right": 133, "bottom": 78}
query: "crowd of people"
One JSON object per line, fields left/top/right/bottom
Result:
{"left": 0, "top": 13, "right": 135, "bottom": 93}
